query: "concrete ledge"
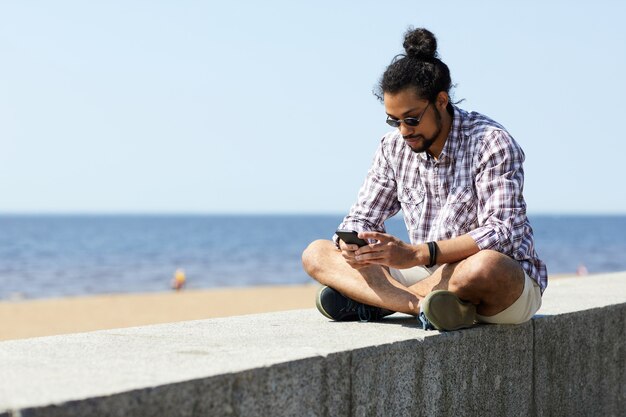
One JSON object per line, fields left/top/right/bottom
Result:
{"left": 1, "top": 273, "right": 625, "bottom": 417}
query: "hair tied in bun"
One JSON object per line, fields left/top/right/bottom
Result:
{"left": 403, "top": 27, "right": 438, "bottom": 61}
{"left": 375, "top": 26, "right": 453, "bottom": 105}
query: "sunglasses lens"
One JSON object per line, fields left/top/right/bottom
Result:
{"left": 386, "top": 119, "right": 400, "bottom": 128}
{"left": 404, "top": 118, "right": 419, "bottom": 127}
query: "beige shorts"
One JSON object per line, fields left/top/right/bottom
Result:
{"left": 389, "top": 265, "right": 542, "bottom": 325}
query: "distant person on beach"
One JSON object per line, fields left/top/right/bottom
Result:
{"left": 172, "top": 269, "right": 186, "bottom": 291}
{"left": 302, "top": 27, "right": 547, "bottom": 331}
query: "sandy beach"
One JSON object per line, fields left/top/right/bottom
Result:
{"left": 0, "top": 284, "right": 320, "bottom": 341}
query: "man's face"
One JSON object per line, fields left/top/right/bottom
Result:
{"left": 383, "top": 89, "right": 443, "bottom": 154}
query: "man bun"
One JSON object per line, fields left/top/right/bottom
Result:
{"left": 374, "top": 27, "right": 453, "bottom": 107}
{"left": 403, "top": 27, "right": 438, "bottom": 61}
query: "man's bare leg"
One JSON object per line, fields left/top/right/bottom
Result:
{"left": 406, "top": 249, "right": 525, "bottom": 317}
{"left": 302, "top": 240, "right": 421, "bottom": 315}
{"left": 303, "top": 240, "right": 525, "bottom": 318}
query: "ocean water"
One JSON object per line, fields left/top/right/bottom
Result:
{"left": 0, "top": 214, "right": 625, "bottom": 300}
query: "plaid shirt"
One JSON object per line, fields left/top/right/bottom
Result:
{"left": 338, "top": 105, "right": 548, "bottom": 293}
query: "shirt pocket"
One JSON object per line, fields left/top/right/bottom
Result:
{"left": 443, "top": 186, "right": 477, "bottom": 233}
{"left": 397, "top": 187, "right": 425, "bottom": 231}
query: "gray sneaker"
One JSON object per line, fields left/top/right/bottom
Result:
{"left": 420, "top": 290, "right": 476, "bottom": 331}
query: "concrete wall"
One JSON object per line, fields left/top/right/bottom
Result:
{"left": 1, "top": 273, "right": 625, "bottom": 417}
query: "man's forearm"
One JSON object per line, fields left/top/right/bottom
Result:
{"left": 416, "top": 234, "right": 480, "bottom": 266}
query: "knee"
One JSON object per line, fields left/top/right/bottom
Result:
{"left": 449, "top": 250, "right": 510, "bottom": 291}
{"left": 301, "top": 239, "right": 334, "bottom": 277}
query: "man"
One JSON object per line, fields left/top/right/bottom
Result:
{"left": 301, "top": 27, "right": 547, "bottom": 331}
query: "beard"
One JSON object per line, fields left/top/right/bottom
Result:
{"left": 403, "top": 107, "right": 443, "bottom": 154}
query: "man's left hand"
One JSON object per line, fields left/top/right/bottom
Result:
{"left": 355, "top": 231, "right": 422, "bottom": 269}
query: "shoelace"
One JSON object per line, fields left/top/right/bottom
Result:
{"left": 357, "top": 304, "right": 372, "bottom": 322}
{"left": 418, "top": 312, "right": 435, "bottom": 330}
{"left": 343, "top": 298, "right": 375, "bottom": 322}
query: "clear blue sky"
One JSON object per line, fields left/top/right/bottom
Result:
{"left": 1, "top": 1, "right": 625, "bottom": 215}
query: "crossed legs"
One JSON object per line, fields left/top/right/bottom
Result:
{"left": 301, "top": 239, "right": 525, "bottom": 318}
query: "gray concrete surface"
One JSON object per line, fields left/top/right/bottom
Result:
{"left": 534, "top": 304, "right": 626, "bottom": 417}
{"left": 0, "top": 272, "right": 625, "bottom": 417}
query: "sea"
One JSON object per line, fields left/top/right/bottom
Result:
{"left": 1, "top": 214, "right": 625, "bottom": 300}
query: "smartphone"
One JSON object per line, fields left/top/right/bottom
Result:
{"left": 335, "top": 229, "right": 368, "bottom": 247}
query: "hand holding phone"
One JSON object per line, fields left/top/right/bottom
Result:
{"left": 335, "top": 229, "right": 368, "bottom": 247}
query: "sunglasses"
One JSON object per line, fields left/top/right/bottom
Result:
{"left": 386, "top": 103, "right": 431, "bottom": 128}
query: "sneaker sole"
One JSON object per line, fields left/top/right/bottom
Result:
{"left": 422, "top": 290, "right": 476, "bottom": 331}
{"left": 315, "top": 286, "right": 334, "bottom": 320}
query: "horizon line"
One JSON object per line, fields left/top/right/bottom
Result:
{"left": 2, "top": 211, "right": 626, "bottom": 217}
